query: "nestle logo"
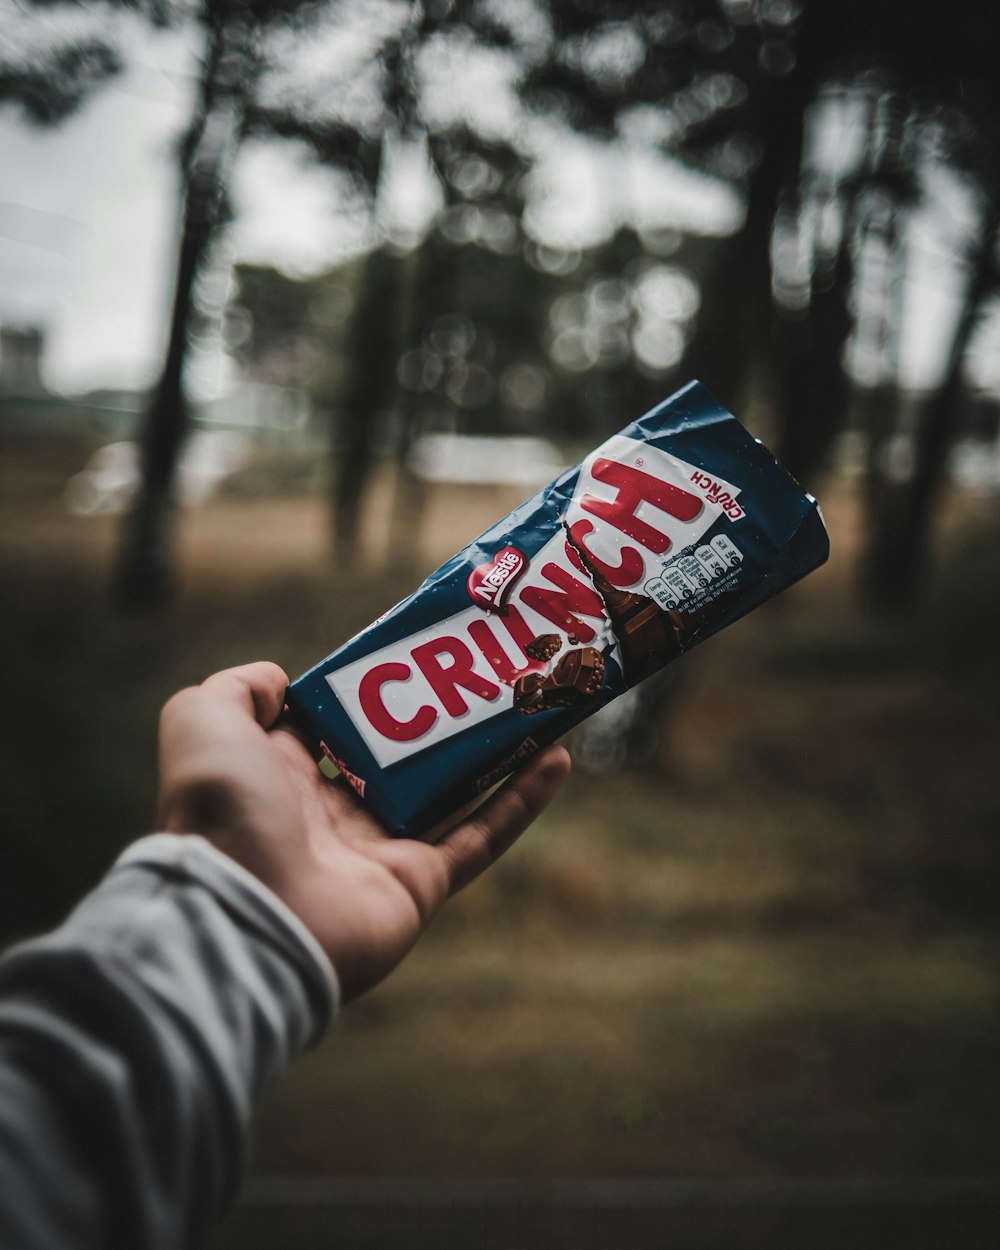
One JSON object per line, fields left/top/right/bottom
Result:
{"left": 467, "top": 546, "right": 527, "bottom": 615}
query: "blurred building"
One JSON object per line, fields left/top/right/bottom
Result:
{"left": 0, "top": 325, "right": 45, "bottom": 392}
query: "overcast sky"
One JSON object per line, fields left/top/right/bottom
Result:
{"left": 0, "top": 19, "right": 746, "bottom": 398}
{"left": 0, "top": 22, "right": 350, "bottom": 395}
{"left": 1, "top": 15, "right": 980, "bottom": 402}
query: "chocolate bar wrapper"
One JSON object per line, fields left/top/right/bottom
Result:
{"left": 286, "top": 380, "right": 829, "bottom": 836}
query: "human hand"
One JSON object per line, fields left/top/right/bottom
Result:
{"left": 156, "top": 661, "right": 570, "bottom": 1001}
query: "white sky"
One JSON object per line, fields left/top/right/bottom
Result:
{"left": 807, "top": 87, "right": 987, "bottom": 395}
{"left": 0, "top": 23, "right": 196, "bottom": 394}
{"left": 2, "top": 11, "right": 990, "bottom": 404}
{"left": 0, "top": 19, "right": 744, "bottom": 398}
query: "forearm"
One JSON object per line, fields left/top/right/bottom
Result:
{"left": 0, "top": 835, "right": 337, "bottom": 1250}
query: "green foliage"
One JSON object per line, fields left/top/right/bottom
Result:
{"left": 230, "top": 222, "right": 710, "bottom": 452}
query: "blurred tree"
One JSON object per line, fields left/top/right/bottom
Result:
{"left": 862, "top": 195, "right": 1000, "bottom": 606}
{"left": 0, "top": 0, "right": 289, "bottom": 608}
{"left": 223, "top": 0, "right": 1000, "bottom": 611}
{"left": 521, "top": 0, "right": 1000, "bottom": 609}
{"left": 383, "top": 130, "right": 536, "bottom": 565}
{"left": 517, "top": 0, "right": 791, "bottom": 404}
{"left": 113, "top": 0, "right": 343, "bottom": 606}
{"left": 243, "top": 8, "right": 407, "bottom": 567}
{"left": 0, "top": 1, "right": 123, "bottom": 125}
{"left": 245, "top": 2, "right": 543, "bottom": 567}
{"left": 768, "top": 0, "right": 1000, "bottom": 604}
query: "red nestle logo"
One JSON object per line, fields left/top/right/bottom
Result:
{"left": 467, "top": 546, "right": 527, "bottom": 615}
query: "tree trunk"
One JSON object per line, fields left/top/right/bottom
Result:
{"left": 839, "top": 91, "right": 917, "bottom": 608}
{"left": 863, "top": 202, "right": 1000, "bottom": 607}
{"left": 383, "top": 245, "right": 430, "bottom": 569}
{"left": 772, "top": 189, "right": 856, "bottom": 488}
{"left": 680, "top": 73, "right": 811, "bottom": 412}
{"left": 113, "top": 15, "right": 251, "bottom": 607}
{"left": 330, "top": 245, "right": 402, "bottom": 567}
{"left": 771, "top": 83, "right": 883, "bottom": 486}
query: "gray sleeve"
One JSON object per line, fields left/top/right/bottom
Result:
{"left": 0, "top": 834, "right": 338, "bottom": 1250}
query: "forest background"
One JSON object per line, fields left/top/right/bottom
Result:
{"left": 2, "top": 1, "right": 1000, "bottom": 1245}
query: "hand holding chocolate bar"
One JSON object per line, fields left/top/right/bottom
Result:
{"left": 158, "top": 661, "right": 570, "bottom": 1000}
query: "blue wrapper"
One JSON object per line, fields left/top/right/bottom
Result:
{"left": 287, "top": 381, "right": 829, "bottom": 836}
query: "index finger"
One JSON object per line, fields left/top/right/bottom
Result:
{"left": 434, "top": 745, "right": 571, "bottom": 895}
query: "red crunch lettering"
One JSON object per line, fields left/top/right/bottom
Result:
{"left": 356, "top": 608, "right": 542, "bottom": 744}
{"left": 519, "top": 562, "right": 604, "bottom": 643}
{"left": 320, "top": 745, "right": 367, "bottom": 798}
{"left": 688, "top": 469, "right": 744, "bottom": 520}
{"left": 580, "top": 458, "right": 702, "bottom": 552}
{"left": 346, "top": 451, "right": 706, "bottom": 750}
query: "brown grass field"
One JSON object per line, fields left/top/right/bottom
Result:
{"left": 2, "top": 433, "right": 999, "bottom": 1246}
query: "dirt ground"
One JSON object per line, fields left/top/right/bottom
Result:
{"left": 2, "top": 434, "right": 999, "bottom": 1245}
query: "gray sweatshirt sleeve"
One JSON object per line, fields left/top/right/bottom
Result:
{"left": 0, "top": 834, "right": 338, "bottom": 1250}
